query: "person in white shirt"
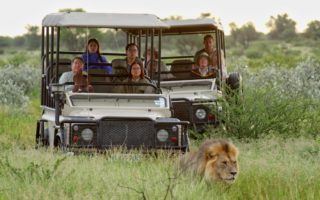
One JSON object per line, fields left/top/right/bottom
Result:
{"left": 59, "top": 57, "right": 84, "bottom": 91}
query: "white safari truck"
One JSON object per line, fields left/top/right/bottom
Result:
{"left": 153, "top": 19, "right": 241, "bottom": 132}
{"left": 35, "top": 12, "right": 189, "bottom": 152}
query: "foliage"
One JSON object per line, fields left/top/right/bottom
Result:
{"left": 304, "top": 20, "right": 320, "bottom": 41}
{"left": 0, "top": 36, "right": 12, "bottom": 47}
{"left": 266, "top": 13, "right": 297, "bottom": 40}
{"left": 24, "top": 25, "right": 41, "bottom": 50}
{"left": 0, "top": 65, "right": 40, "bottom": 108}
{"left": 213, "top": 58, "right": 320, "bottom": 139}
{"left": 229, "top": 22, "right": 261, "bottom": 47}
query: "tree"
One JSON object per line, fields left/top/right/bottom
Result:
{"left": 0, "top": 36, "right": 12, "bottom": 48}
{"left": 304, "top": 20, "right": 320, "bottom": 40}
{"left": 58, "top": 8, "right": 105, "bottom": 51}
{"left": 266, "top": 13, "right": 297, "bottom": 40}
{"left": 163, "top": 15, "right": 183, "bottom": 21}
{"left": 24, "top": 25, "right": 41, "bottom": 50}
{"left": 13, "top": 36, "right": 25, "bottom": 47}
{"left": 199, "top": 12, "right": 212, "bottom": 19}
{"left": 229, "top": 22, "right": 261, "bottom": 47}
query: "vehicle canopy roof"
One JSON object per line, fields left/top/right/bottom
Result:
{"left": 162, "top": 18, "right": 224, "bottom": 34}
{"left": 42, "top": 12, "right": 169, "bottom": 29}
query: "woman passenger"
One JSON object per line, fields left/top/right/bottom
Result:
{"left": 122, "top": 60, "right": 153, "bottom": 94}
{"left": 82, "top": 38, "right": 112, "bottom": 74}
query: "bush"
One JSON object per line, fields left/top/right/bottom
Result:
{"left": 0, "top": 65, "right": 40, "bottom": 108}
{"left": 6, "top": 52, "right": 28, "bottom": 67}
{"left": 209, "top": 58, "right": 320, "bottom": 139}
{"left": 0, "top": 80, "right": 29, "bottom": 108}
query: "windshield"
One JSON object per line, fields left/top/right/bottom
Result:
{"left": 69, "top": 94, "right": 167, "bottom": 108}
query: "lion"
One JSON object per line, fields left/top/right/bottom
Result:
{"left": 179, "top": 139, "right": 239, "bottom": 184}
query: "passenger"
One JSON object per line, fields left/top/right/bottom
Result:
{"left": 194, "top": 35, "right": 227, "bottom": 79}
{"left": 59, "top": 56, "right": 84, "bottom": 91}
{"left": 144, "top": 48, "right": 164, "bottom": 75}
{"left": 122, "top": 60, "right": 153, "bottom": 94}
{"left": 125, "top": 43, "right": 143, "bottom": 72}
{"left": 191, "top": 52, "right": 215, "bottom": 78}
{"left": 82, "top": 38, "right": 112, "bottom": 74}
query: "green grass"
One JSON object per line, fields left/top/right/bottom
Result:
{"left": 0, "top": 137, "right": 319, "bottom": 199}
{"left": 0, "top": 97, "right": 40, "bottom": 149}
{"left": 0, "top": 95, "right": 320, "bottom": 199}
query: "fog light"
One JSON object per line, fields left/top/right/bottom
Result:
{"left": 195, "top": 108, "right": 206, "bottom": 119}
{"left": 157, "top": 129, "right": 169, "bottom": 142}
{"left": 81, "top": 128, "right": 93, "bottom": 141}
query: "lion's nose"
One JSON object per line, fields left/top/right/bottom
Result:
{"left": 230, "top": 171, "right": 237, "bottom": 176}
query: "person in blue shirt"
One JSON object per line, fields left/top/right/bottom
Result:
{"left": 82, "top": 38, "right": 112, "bottom": 74}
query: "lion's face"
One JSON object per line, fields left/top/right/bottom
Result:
{"left": 204, "top": 141, "right": 239, "bottom": 184}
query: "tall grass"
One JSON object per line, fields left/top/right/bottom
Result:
{"left": 0, "top": 138, "right": 319, "bottom": 199}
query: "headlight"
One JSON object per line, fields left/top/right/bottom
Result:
{"left": 195, "top": 108, "right": 207, "bottom": 119}
{"left": 157, "top": 129, "right": 169, "bottom": 142}
{"left": 81, "top": 128, "right": 93, "bottom": 141}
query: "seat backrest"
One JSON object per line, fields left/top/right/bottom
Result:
{"left": 112, "top": 59, "right": 128, "bottom": 81}
{"left": 87, "top": 69, "right": 107, "bottom": 82}
{"left": 170, "top": 59, "right": 193, "bottom": 79}
{"left": 50, "top": 58, "right": 72, "bottom": 81}
{"left": 87, "top": 69, "right": 115, "bottom": 93}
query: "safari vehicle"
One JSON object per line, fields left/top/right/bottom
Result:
{"left": 35, "top": 12, "right": 189, "bottom": 152}
{"left": 154, "top": 18, "right": 240, "bottom": 132}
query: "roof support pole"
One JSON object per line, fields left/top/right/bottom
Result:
{"left": 41, "top": 27, "right": 45, "bottom": 105}
{"left": 55, "top": 27, "right": 60, "bottom": 83}
{"left": 50, "top": 27, "right": 55, "bottom": 107}
{"left": 138, "top": 30, "right": 142, "bottom": 59}
{"left": 215, "top": 29, "right": 222, "bottom": 81}
{"left": 45, "top": 27, "right": 50, "bottom": 106}
{"left": 150, "top": 29, "right": 154, "bottom": 80}
{"left": 144, "top": 30, "right": 149, "bottom": 68}
{"left": 157, "top": 29, "right": 162, "bottom": 89}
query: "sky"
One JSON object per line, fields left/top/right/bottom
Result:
{"left": 0, "top": 0, "right": 319, "bottom": 36}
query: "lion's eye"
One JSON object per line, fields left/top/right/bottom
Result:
{"left": 233, "top": 161, "right": 237, "bottom": 164}
{"left": 222, "top": 161, "right": 227, "bottom": 165}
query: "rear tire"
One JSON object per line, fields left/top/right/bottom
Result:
{"left": 35, "top": 121, "right": 49, "bottom": 148}
{"left": 54, "top": 135, "right": 62, "bottom": 148}
{"left": 226, "top": 72, "right": 242, "bottom": 91}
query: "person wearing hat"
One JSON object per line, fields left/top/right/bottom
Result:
{"left": 191, "top": 52, "right": 216, "bottom": 78}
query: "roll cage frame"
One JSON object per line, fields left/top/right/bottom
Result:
{"left": 159, "top": 19, "right": 226, "bottom": 82}
{"left": 40, "top": 13, "right": 168, "bottom": 108}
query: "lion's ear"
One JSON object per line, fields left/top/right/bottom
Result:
{"left": 206, "top": 152, "right": 217, "bottom": 160}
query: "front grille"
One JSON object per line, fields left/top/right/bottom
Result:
{"left": 172, "top": 101, "right": 192, "bottom": 121}
{"left": 98, "top": 119, "right": 155, "bottom": 148}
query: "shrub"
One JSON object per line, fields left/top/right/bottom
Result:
{"left": 0, "top": 65, "right": 40, "bottom": 108}
{"left": 209, "top": 58, "right": 320, "bottom": 139}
